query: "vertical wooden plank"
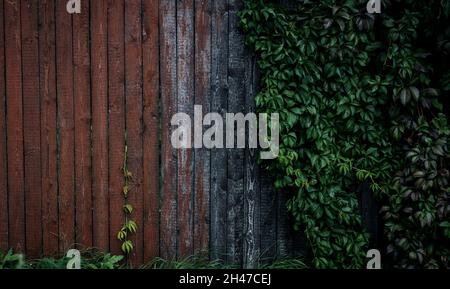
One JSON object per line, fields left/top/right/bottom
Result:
{"left": 56, "top": 0, "right": 75, "bottom": 252}
{"left": 177, "top": 0, "right": 194, "bottom": 258}
{"left": 142, "top": 0, "right": 160, "bottom": 262}
{"left": 125, "top": 0, "right": 143, "bottom": 265}
{"left": 276, "top": 189, "right": 289, "bottom": 258}
{"left": 243, "top": 55, "right": 260, "bottom": 268}
{"left": 277, "top": 190, "right": 304, "bottom": 258}
{"left": 193, "top": 0, "right": 211, "bottom": 256}
{"left": 91, "top": 0, "right": 109, "bottom": 252}
{"left": 39, "top": 0, "right": 59, "bottom": 256}
{"left": 259, "top": 172, "right": 277, "bottom": 263}
{"left": 227, "top": 0, "right": 245, "bottom": 265}
{"left": 0, "top": 0, "right": 8, "bottom": 252}
{"left": 210, "top": 0, "right": 228, "bottom": 261}
{"left": 5, "top": 0, "right": 25, "bottom": 253}
{"left": 73, "top": 0, "right": 92, "bottom": 249}
{"left": 22, "top": 0, "right": 42, "bottom": 257}
{"left": 360, "top": 182, "right": 380, "bottom": 248}
{"left": 159, "top": 0, "right": 178, "bottom": 260}
{"left": 108, "top": 0, "right": 126, "bottom": 255}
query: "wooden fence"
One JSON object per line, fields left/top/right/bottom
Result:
{"left": 0, "top": 0, "right": 312, "bottom": 267}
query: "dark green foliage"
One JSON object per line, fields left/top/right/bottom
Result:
{"left": 240, "top": 0, "right": 449, "bottom": 268}
{"left": 0, "top": 250, "right": 26, "bottom": 269}
{"left": 0, "top": 249, "right": 124, "bottom": 269}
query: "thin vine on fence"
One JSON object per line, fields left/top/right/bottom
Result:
{"left": 117, "top": 142, "right": 138, "bottom": 258}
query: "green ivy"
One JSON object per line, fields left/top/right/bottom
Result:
{"left": 240, "top": 0, "right": 449, "bottom": 268}
{"left": 117, "top": 143, "right": 138, "bottom": 260}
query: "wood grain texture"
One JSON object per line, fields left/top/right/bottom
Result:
{"left": 108, "top": 0, "right": 126, "bottom": 256}
{"left": 91, "top": 0, "right": 109, "bottom": 252}
{"left": 125, "top": 0, "right": 144, "bottom": 265}
{"left": 159, "top": 0, "right": 178, "bottom": 260}
{"left": 177, "top": 0, "right": 194, "bottom": 258}
{"left": 193, "top": 0, "right": 211, "bottom": 256}
{"left": 243, "top": 54, "right": 260, "bottom": 268}
{"left": 276, "top": 189, "right": 289, "bottom": 258}
{"left": 259, "top": 172, "right": 277, "bottom": 263}
{"left": 22, "top": 0, "right": 42, "bottom": 258}
{"left": 56, "top": 0, "right": 75, "bottom": 252}
{"left": 210, "top": 0, "right": 229, "bottom": 261}
{"left": 142, "top": 0, "right": 160, "bottom": 262}
{"left": 277, "top": 192, "right": 305, "bottom": 259}
{"left": 227, "top": 0, "right": 245, "bottom": 265}
{"left": 73, "top": 0, "right": 93, "bottom": 249}
{"left": 0, "top": 0, "right": 8, "bottom": 252}
{"left": 5, "top": 0, "right": 25, "bottom": 253}
{"left": 39, "top": 0, "right": 59, "bottom": 256}
{"left": 0, "top": 0, "right": 311, "bottom": 263}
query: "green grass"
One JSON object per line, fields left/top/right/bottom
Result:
{"left": 1, "top": 249, "right": 308, "bottom": 269}
{"left": 141, "top": 256, "right": 308, "bottom": 269}
{"left": 0, "top": 249, "right": 124, "bottom": 269}
{"left": 141, "top": 256, "right": 238, "bottom": 269}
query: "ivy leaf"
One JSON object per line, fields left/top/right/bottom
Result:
{"left": 117, "top": 229, "right": 127, "bottom": 241}
{"left": 400, "top": 88, "right": 411, "bottom": 105}
{"left": 413, "top": 171, "right": 425, "bottom": 178}
{"left": 123, "top": 204, "right": 134, "bottom": 214}
{"left": 409, "top": 87, "right": 420, "bottom": 101}
{"left": 121, "top": 240, "right": 134, "bottom": 254}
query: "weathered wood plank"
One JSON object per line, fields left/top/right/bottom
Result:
{"left": 91, "top": 0, "right": 109, "bottom": 251}
{"left": 39, "top": 0, "right": 59, "bottom": 256}
{"left": 142, "top": 0, "right": 160, "bottom": 262}
{"left": 193, "top": 0, "right": 211, "bottom": 256}
{"left": 360, "top": 182, "right": 380, "bottom": 248}
{"left": 22, "top": 0, "right": 42, "bottom": 258}
{"left": 243, "top": 54, "right": 260, "bottom": 268}
{"left": 259, "top": 172, "right": 277, "bottom": 263}
{"left": 276, "top": 190, "right": 306, "bottom": 259}
{"left": 276, "top": 190, "right": 289, "bottom": 258}
{"left": 5, "top": 0, "right": 25, "bottom": 253}
{"left": 56, "top": 0, "right": 75, "bottom": 252}
{"left": 210, "top": 0, "right": 229, "bottom": 261}
{"left": 177, "top": 0, "right": 195, "bottom": 258}
{"left": 0, "top": 0, "right": 8, "bottom": 252}
{"left": 73, "top": 0, "right": 93, "bottom": 249}
{"left": 160, "top": 0, "right": 178, "bottom": 260}
{"left": 108, "top": 0, "right": 126, "bottom": 256}
{"left": 125, "top": 0, "right": 144, "bottom": 265}
{"left": 227, "top": 0, "right": 245, "bottom": 266}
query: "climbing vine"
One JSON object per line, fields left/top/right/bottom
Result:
{"left": 240, "top": 0, "right": 450, "bottom": 268}
{"left": 117, "top": 143, "right": 138, "bottom": 257}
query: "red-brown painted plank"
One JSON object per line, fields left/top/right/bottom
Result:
{"left": 0, "top": 0, "right": 8, "bottom": 252}
{"left": 91, "top": 0, "right": 109, "bottom": 252}
{"left": 73, "top": 0, "right": 92, "bottom": 249}
{"left": 194, "top": 0, "right": 211, "bottom": 255}
{"left": 125, "top": 0, "right": 144, "bottom": 266}
{"left": 21, "top": 0, "right": 42, "bottom": 257}
{"left": 39, "top": 0, "right": 59, "bottom": 256}
{"left": 56, "top": 0, "right": 75, "bottom": 252}
{"left": 160, "top": 0, "right": 178, "bottom": 261}
{"left": 177, "top": 0, "right": 194, "bottom": 258}
{"left": 142, "top": 0, "right": 160, "bottom": 262}
{"left": 108, "top": 0, "right": 125, "bottom": 256}
{"left": 5, "top": 0, "right": 25, "bottom": 253}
